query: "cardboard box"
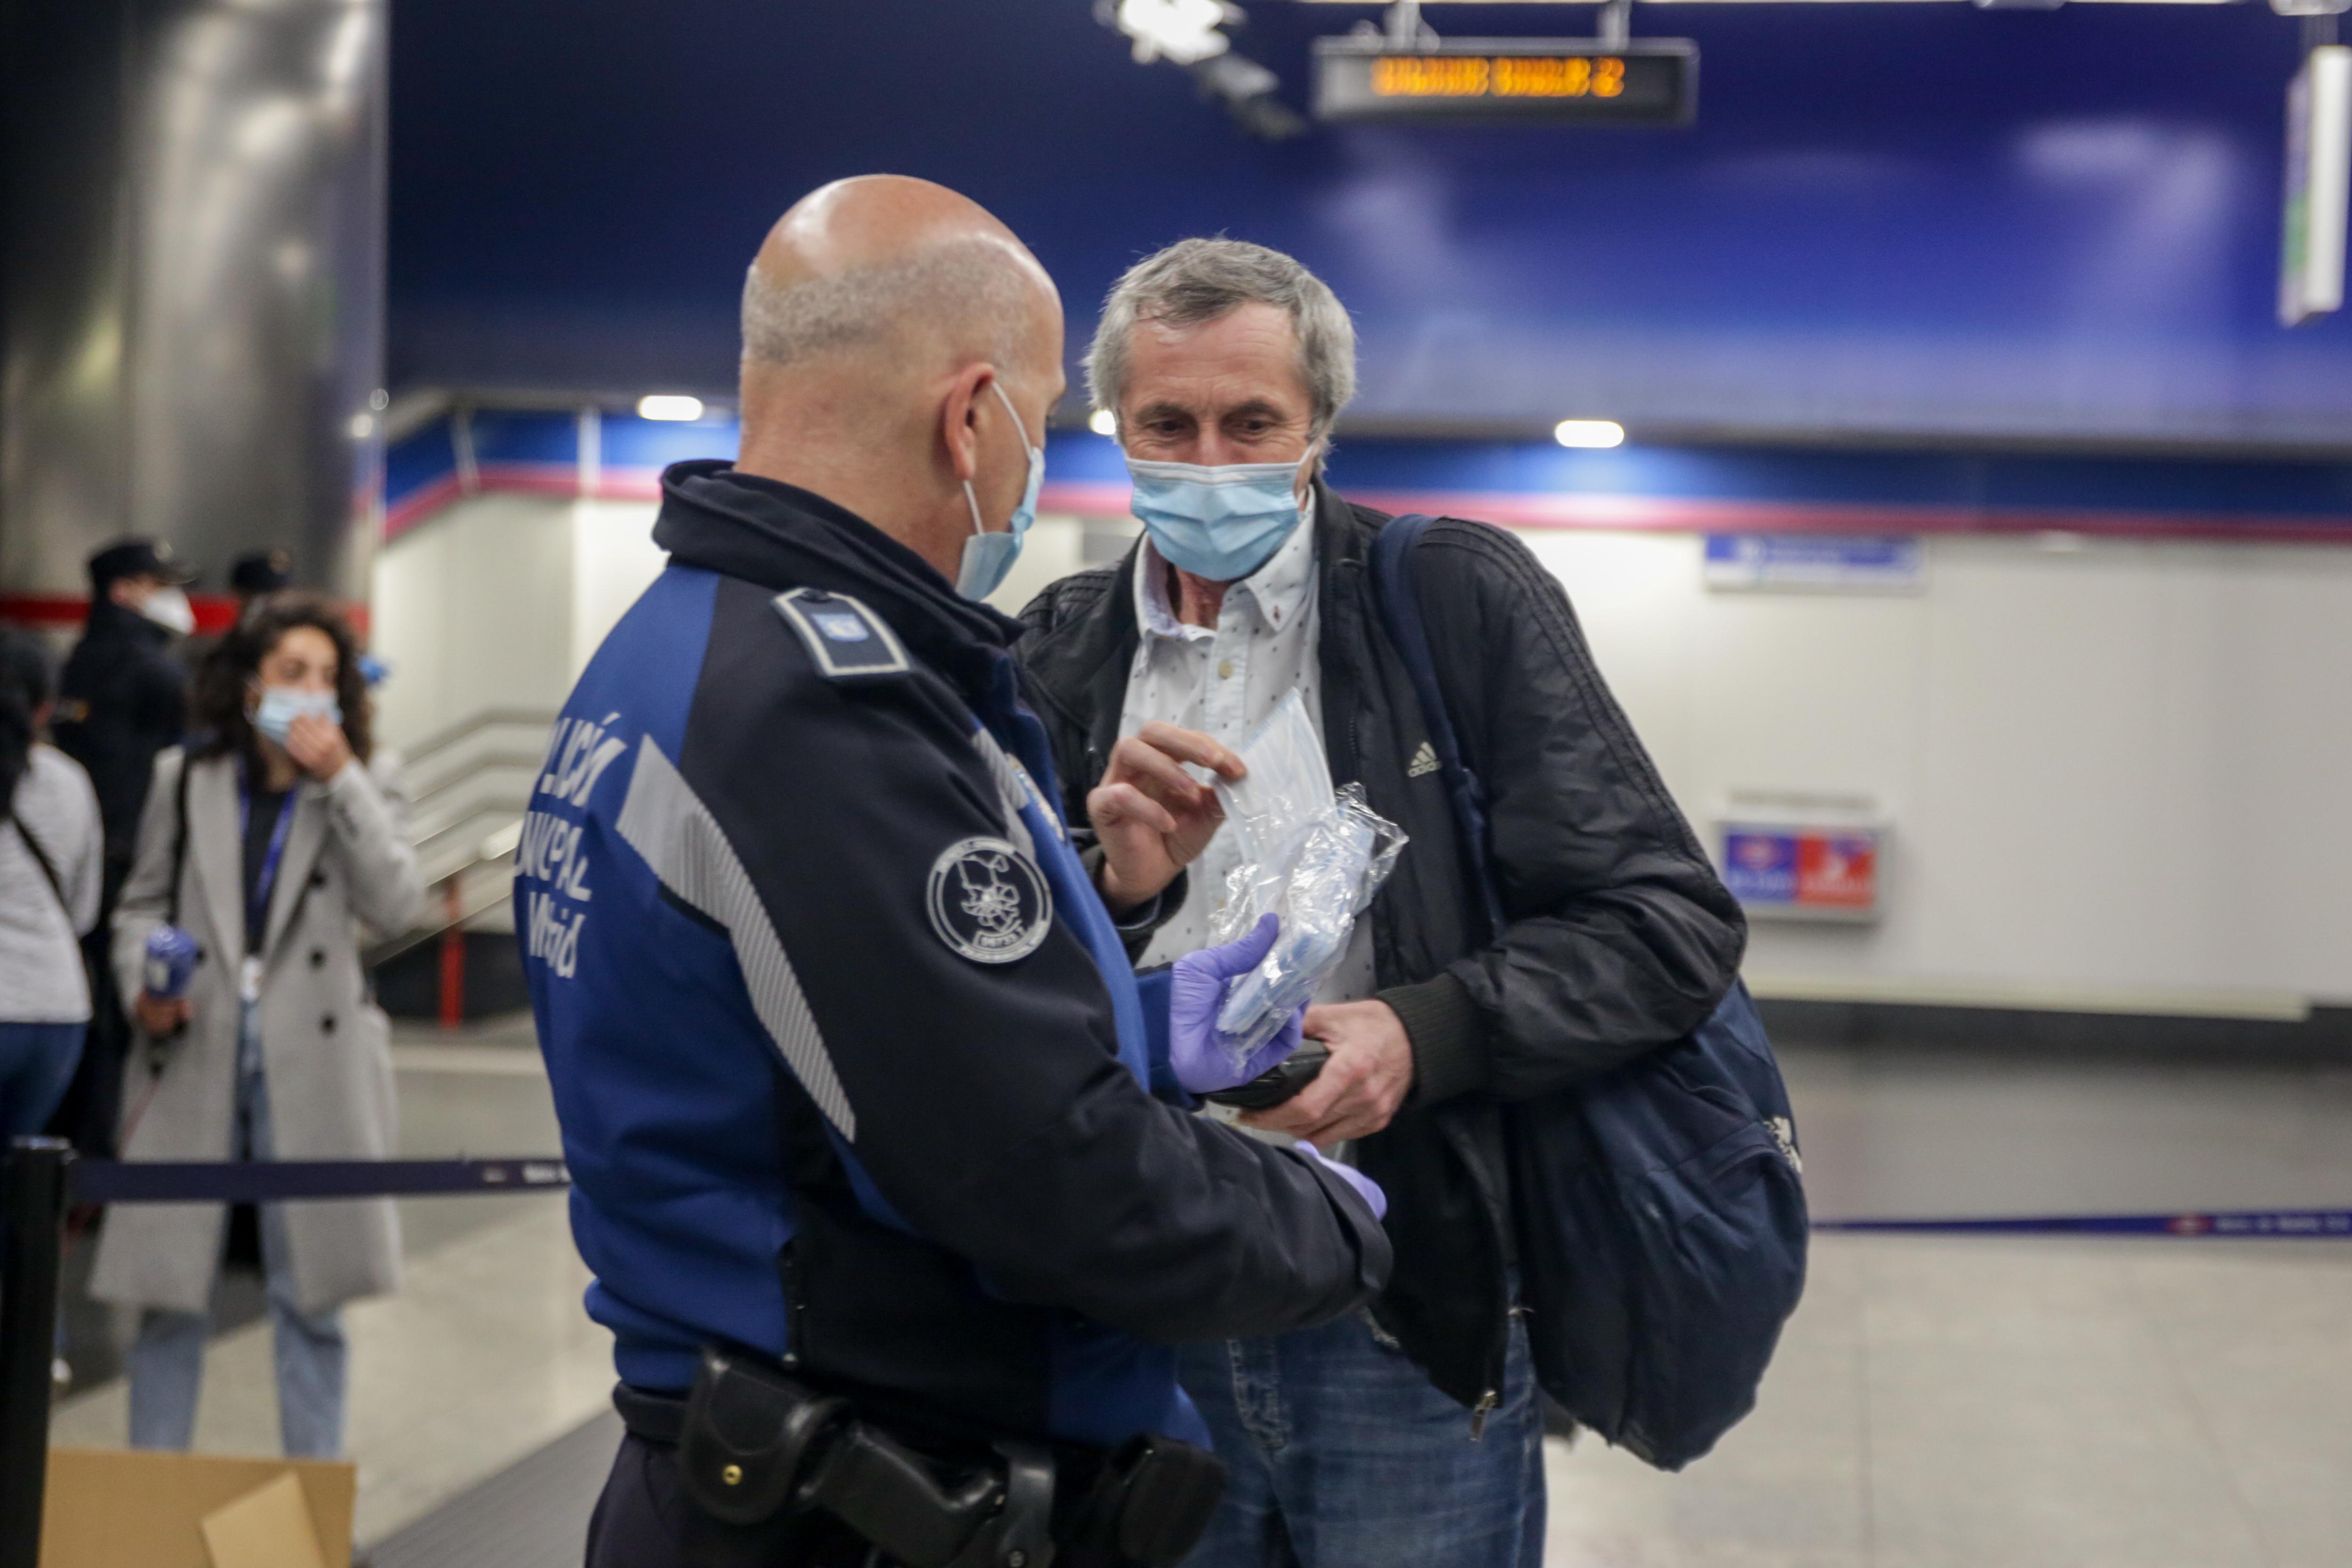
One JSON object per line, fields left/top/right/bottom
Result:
{"left": 40, "top": 1448, "right": 353, "bottom": 1568}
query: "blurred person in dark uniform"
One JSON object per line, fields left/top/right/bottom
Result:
{"left": 179, "top": 548, "right": 297, "bottom": 672}
{"left": 229, "top": 549, "right": 294, "bottom": 610}
{"left": 48, "top": 536, "right": 197, "bottom": 1155}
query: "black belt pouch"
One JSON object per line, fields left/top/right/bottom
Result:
{"left": 1061, "top": 1434, "right": 1228, "bottom": 1568}
{"left": 678, "top": 1345, "right": 851, "bottom": 1526}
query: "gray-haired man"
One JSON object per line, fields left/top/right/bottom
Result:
{"left": 1018, "top": 240, "right": 1746, "bottom": 1567}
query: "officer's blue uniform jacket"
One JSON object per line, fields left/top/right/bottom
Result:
{"left": 518, "top": 461, "right": 1389, "bottom": 1451}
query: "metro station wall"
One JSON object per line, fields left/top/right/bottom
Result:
{"left": 370, "top": 494, "right": 593, "bottom": 751}
{"left": 1535, "top": 529, "right": 2352, "bottom": 1014}
{"left": 373, "top": 495, "right": 2352, "bottom": 1018}
{"left": 388, "top": 0, "right": 2352, "bottom": 445}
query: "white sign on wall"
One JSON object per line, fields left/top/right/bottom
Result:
{"left": 2281, "top": 45, "right": 2351, "bottom": 327}
{"left": 1704, "top": 534, "right": 1924, "bottom": 594}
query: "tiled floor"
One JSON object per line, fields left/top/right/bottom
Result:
{"left": 1545, "top": 1231, "right": 2352, "bottom": 1568}
{"left": 1544, "top": 1043, "right": 2352, "bottom": 1568}
{"left": 48, "top": 1018, "right": 610, "bottom": 1545}
{"left": 44, "top": 1020, "right": 2352, "bottom": 1561}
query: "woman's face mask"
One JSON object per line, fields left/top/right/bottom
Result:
{"left": 1124, "top": 453, "right": 1313, "bottom": 583}
{"left": 252, "top": 686, "right": 341, "bottom": 745}
{"left": 248, "top": 625, "right": 344, "bottom": 745}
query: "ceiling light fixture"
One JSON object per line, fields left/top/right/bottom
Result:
{"left": 1112, "top": 0, "right": 1234, "bottom": 64}
{"left": 1097, "top": 0, "right": 1305, "bottom": 140}
{"left": 638, "top": 395, "right": 705, "bottom": 422}
{"left": 1088, "top": 409, "right": 1119, "bottom": 436}
{"left": 1554, "top": 419, "right": 1626, "bottom": 448}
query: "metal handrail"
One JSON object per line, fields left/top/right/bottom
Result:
{"left": 371, "top": 813, "right": 522, "bottom": 967}
{"left": 395, "top": 705, "right": 559, "bottom": 770}
{"left": 411, "top": 788, "right": 536, "bottom": 852}
{"left": 404, "top": 748, "right": 550, "bottom": 810}
{"left": 368, "top": 874, "right": 514, "bottom": 966}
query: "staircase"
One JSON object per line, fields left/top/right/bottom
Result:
{"left": 370, "top": 708, "right": 557, "bottom": 1021}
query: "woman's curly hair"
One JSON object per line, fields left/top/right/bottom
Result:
{"left": 190, "top": 590, "right": 372, "bottom": 765}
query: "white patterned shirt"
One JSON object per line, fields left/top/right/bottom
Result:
{"left": 1121, "top": 523, "right": 1378, "bottom": 1003}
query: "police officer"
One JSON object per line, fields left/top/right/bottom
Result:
{"left": 228, "top": 548, "right": 294, "bottom": 611}
{"left": 49, "top": 536, "right": 197, "bottom": 1156}
{"left": 519, "top": 176, "right": 1391, "bottom": 1568}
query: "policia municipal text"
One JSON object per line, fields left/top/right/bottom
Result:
{"left": 518, "top": 178, "right": 1392, "bottom": 1568}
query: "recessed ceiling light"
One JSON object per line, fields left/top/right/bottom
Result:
{"left": 638, "top": 395, "right": 704, "bottom": 422}
{"left": 1554, "top": 419, "right": 1625, "bottom": 449}
{"left": 1088, "top": 409, "right": 1118, "bottom": 437}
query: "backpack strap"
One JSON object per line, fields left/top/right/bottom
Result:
{"left": 165, "top": 750, "right": 191, "bottom": 928}
{"left": 5, "top": 808, "right": 68, "bottom": 915}
{"left": 1368, "top": 516, "right": 1505, "bottom": 937}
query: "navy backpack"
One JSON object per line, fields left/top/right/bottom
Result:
{"left": 1371, "top": 515, "right": 1809, "bottom": 1472}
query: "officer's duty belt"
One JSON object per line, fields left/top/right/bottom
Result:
{"left": 616, "top": 1347, "right": 1223, "bottom": 1568}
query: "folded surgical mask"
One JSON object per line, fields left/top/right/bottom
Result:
{"left": 1126, "top": 457, "right": 1307, "bottom": 583}
{"left": 1208, "top": 691, "right": 1407, "bottom": 1068}
{"left": 956, "top": 382, "right": 1044, "bottom": 601}
{"left": 253, "top": 686, "right": 341, "bottom": 744}
{"left": 139, "top": 585, "right": 195, "bottom": 636}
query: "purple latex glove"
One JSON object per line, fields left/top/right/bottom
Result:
{"left": 1169, "top": 914, "right": 1305, "bottom": 1095}
{"left": 1296, "top": 1143, "right": 1387, "bottom": 1220}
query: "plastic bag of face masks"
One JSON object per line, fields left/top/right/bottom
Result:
{"left": 1208, "top": 692, "right": 1406, "bottom": 1070}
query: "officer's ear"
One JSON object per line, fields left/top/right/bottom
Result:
{"left": 937, "top": 363, "right": 995, "bottom": 487}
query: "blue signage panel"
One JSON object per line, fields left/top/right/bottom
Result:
{"left": 1705, "top": 534, "right": 1924, "bottom": 592}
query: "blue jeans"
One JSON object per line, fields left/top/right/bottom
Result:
{"left": 0, "top": 1020, "right": 85, "bottom": 1140}
{"left": 1178, "top": 1308, "right": 1545, "bottom": 1568}
{"left": 127, "top": 1004, "right": 347, "bottom": 1458}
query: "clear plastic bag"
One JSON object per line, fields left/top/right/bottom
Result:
{"left": 1208, "top": 693, "right": 1406, "bottom": 1068}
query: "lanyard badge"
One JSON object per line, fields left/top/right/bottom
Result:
{"left": 239, "top": 766, "right": 299, "bottom": 986}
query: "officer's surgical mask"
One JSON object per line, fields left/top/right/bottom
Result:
{"left": 956, "top": 382, "right": 1043, "bottom": 602}
{"left": 1125, "top": 455, "right": 1311, "bottom": 583}
{"left": 138, "top": 585, "right": 195, "bottom": 637}
{"left": 253, "top": 685, "right": 341, "bottom": 745}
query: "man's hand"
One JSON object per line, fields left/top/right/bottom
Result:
{"left": 135, "top": 992, "right": 191, "bottom": 1039}
{"left": 1089, "top": 722, "right": 1243, "bottom": 914}
{"left": 1243, "top": 999, "right": 1414, "bottom": 1147}
{"left": 283, "top": 711, "right": 353, "bottom": 782}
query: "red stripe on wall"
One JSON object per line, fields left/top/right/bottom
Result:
{"left": 0, "top": 592, "right": 240, "bottom": 633}
{"left": 1040, "top": 480, "right": 2352, "bottom": 544}
{"left": 0, "top": 593, "right": 370, "bottom": 638}
{"left": 373, "top": 470, "right": 2352, "bottom": 548}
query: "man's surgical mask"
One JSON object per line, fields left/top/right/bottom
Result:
{"left": 138, "top": 585, "right": 195, "bottom": 637}
{"left": 1126, "top": 457, "right": 1309, "bottom": 583}
{"left": 956, "top": 382, "right": 1043, "bottom": 602}
{"left": 253, "top": 686, "right": 341, "bottom": 746}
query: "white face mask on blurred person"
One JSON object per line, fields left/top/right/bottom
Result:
{"left": 138, "top": 585, "right": 195, "bottom": 636}
{"left": 252, "top": 685, "right": 342, "bottom": 746}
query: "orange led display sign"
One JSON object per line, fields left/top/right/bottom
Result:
{"left": 1369, "top": 54, "right": 1626, "bottom": 100}
{"left": 1315, "top": 39, "right": 1695, "bottom": 127}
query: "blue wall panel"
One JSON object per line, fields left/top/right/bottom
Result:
{"left": 389, "top": 1, "right": 2352, "bottom": 445}
{"left": 383, "top": 411, "right": 2352, "bottom": 540}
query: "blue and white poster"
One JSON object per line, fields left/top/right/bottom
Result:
{"left": 1705, "top": 535, "right": 1924, "bottom": 594}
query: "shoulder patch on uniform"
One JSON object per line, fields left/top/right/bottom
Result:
{"left": 772, "top": 588, "right": 912, "bottom": 682}
{"left": 926, "top": 836, "right": 1052, "bottom": 965}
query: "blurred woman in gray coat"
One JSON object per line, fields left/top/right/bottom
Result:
{"left": 95, "top": 591, "right": 426, "bottom": 1458}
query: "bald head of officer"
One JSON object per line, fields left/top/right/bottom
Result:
{"left": 733, "top": 175, "right": 1063, "bottom": 593}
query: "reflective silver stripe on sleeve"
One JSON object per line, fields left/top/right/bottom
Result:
{"left": 965, "top": 725, "right": 1045, "bottom": 859}
{"left": 614, "top": 735, "right": 856, "bottom": 1140}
